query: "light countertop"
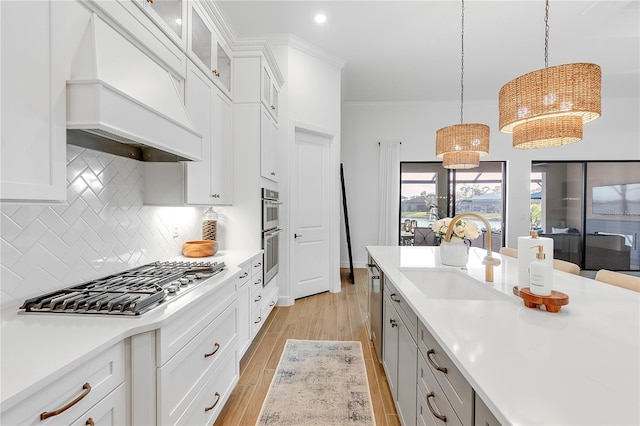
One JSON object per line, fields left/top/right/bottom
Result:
{"left": 0, "top": 249, "right": 261, "bottom": 412}
{"left": 367, "top": 245, "right": 640, "bottom": 426}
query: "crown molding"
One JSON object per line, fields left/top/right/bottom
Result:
{"left": 267, "top": 34, "right": 346, "bottom": 70}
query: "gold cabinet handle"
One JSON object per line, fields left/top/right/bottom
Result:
{"left": 41, "top": 383, "right": 92, "bottom": 420}
{"left": 425, "top": 392, "right": 447, "bottom": 422}
{"left": 271, "top": 105, "right": 276, "bottom": 110}
{"left": 146, "top": 0, "right": 153, "bottom": 3}
{"left": 212, "top": 69, "right": 220, "bottom": 77}
{"left": 254, "top": 279, "right": 262, "bottom": 286}
{"left": 210, "top": 194, "right": 220, "bottom": 198}
{"left": 254, "top": 316, "right": 262, "bottom": 324}
{"left": 426, "top": 349, "right": 448, "bottom": 374}
{"left": 86, "top": 418, "right": 95, "bottom": 426}
{"left": 204, "top": 342, "right": 220, "bottom": 358}
{"left": 204, "top": 392, "right": 221, "bottom": 412}
{"left": 269, "top": 301, "right": 276, "bottom": 307}
{"left": 389, "top": 318, "right": 398, "bottom": 328}
{"left": 254, "top": 262, "right": 262, "bottom": 268}
{"left": 239, "top": 272, "right": 248, "bottom": 279}
{"left": 390, "top": 293, "right": 401, "bottom": 303}
{"left": 270, "top": 172, "right": 276, "bottom": 176}
{"left": 254, "top": 295, "right": 262, "bottom": 302}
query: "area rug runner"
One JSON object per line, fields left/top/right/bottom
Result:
{"left": 256, "top": 339, "right": 376, "bottom": 425}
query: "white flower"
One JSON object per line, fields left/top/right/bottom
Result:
{"left": 431, "top": 217, "right": 482, "bottom": 240}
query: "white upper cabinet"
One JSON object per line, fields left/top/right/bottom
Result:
{"left": 136, "top": 0, "right": 186, "bottom": 45}
{"left": 261, "top": 64, "right": 279, "bottom": 122}
{"left": 188, "top": 2, "right": 232, "bottom": 96}
{"left": 260, "top": 106, "right": 279, "bottom": 182}
{"left": 0, "top": 1, "right": 66, "bottom": 202}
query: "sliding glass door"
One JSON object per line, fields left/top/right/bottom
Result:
{"left": 400, "top": 162, "right": 506, "bottom": 251}
{"left": 531, "top": 161, "right": 640, "bottom": 271}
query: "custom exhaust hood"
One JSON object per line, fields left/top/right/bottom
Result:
{"left": 66, "top": 13, "right": 202, "bottom": 162}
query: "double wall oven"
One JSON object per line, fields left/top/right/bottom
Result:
{"left": 262, "top": 189, "right": 282, "bottom": 286}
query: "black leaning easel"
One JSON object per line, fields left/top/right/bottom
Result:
{"left": 340, "top": 163, "right": 354, "bottom": 283}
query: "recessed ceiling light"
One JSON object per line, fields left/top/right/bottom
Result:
{"left": 314, "top": 13, "right": 327, "bottom": 24}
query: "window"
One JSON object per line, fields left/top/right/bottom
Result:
{"left": 400, "top": 162, "right": 506, "bottom": 251}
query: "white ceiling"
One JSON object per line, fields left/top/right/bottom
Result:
{"left": 216, "top": 0, "right": 639, "bottom": 103}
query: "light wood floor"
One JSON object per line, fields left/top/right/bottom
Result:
{"left": 214, "top": 268, "right": 399, "bottom": 425}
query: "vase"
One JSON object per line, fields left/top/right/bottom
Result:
{"left": 439, "top": 238, "right": 470, "bottom": 267}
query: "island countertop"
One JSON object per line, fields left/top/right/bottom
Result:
{"left": 367, "top": 245, "right": 640, "bottom": 426}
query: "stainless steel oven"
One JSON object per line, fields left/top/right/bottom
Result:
{"left": 262, "top": 188, "right": 281, "bottom": 286}
{"left": 263, "top": 227, "right": 282, "bottom": 286}
{"left": 262, "top": 188, "right": 281, "bottom": 231}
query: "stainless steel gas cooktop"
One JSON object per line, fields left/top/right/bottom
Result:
{"left": 19, "top": 260, "right": 226, "bottom": 316}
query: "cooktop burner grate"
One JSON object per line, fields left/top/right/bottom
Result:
{"left": 19, "top": 260, "right": 226, "bottom": 316}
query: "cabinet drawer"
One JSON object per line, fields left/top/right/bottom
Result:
{"left": 157, "top": 277, "right": 236, "bottom": 365}
{"left": 70, "top": 383, "right": 126, "bottom": 426}
{"left": 384, "top": 280, "right": 417, "bottom": 342}
{"left": 2, "top": 342, "right": 125, "bottom": 425}
{"left": 418, "top": 322, "right": 473, "bottom": 425}
{"left": 158, "top": 302, "right": 237, "bottom": 424}
{"left": 475, "top": 392, "right": 502, "bottom": 426}
{"left": 174, "top": 343, "right": 238, "bottom": 425}
{"left": 251, "top": 256, "right": 263, "bottom": 275}
{"left": 237, "top": 262, "right": 252, "bottom": 288}
{"left": 417, "top": 353, "right": 462, "bottom": 426}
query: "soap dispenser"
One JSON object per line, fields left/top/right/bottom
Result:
{"left": 529, "top": 245, "right": 552, "bottom": 296}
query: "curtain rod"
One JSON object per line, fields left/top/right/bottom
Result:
{"left": 378, "top": 142, "right": 402, "bottom": 145}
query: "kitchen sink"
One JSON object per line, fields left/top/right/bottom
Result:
{"left": 399, "top": 268, "right": 508, "bottom": 301}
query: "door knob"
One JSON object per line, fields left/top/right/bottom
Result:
{"left": 294, "top": 233, "right": 302, "bottom": 239}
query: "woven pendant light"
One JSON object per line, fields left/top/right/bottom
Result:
{"left": 435, "top": 0, "right": 490, "bottom": 169}
{"left": 498, "top": 1, "right": 601, "bottom": 148}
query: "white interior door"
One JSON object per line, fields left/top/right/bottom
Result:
{"left": 291, "top": 129, "right": 332, "bottom": 299}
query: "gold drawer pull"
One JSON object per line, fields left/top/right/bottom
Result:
{"left": 269, "top": 301, "right": 276, "bottom": 307}
{"left": 86, "top": 418, "right": 95, "bottom": 426}
{"left": 254, "top": 262, "right": 262, "bottom": 268}
{"left": 204, "top": 342, "right": 220, "bottom": 358}
{"left": 425, "top": 392, "right": 447, "bottom": 422}
{"left": 239, "top": 272, "right": 248, "bottom": 279}
{"left": 254, "top": 316, "right": 262, "bottom": 324}
{"left": 254, "top": 279, "right": 262, "bottom": 286}
{"left": 254, "top": 295, "right": 262, "bottom": 302}
{"left": 426, "top": 349, "right": 448, "bottom": 374}
{"left": 204, "top": 392, "right": 221, "bottom": 412}
{"left": 390, "top": 293, "right": 401, "bottom": 303}
{"left": 40, "top": 383, "right": 91, "bottom": 420}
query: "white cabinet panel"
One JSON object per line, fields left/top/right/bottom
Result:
{"left": 0, "top": 0, "right": 65, "bottom": 202}
{"left": 260, "top": 106, "right": 279, "bottom": 182}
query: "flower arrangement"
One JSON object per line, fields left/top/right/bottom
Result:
{"left": 431, "top": 217, "right": 482, "bottom": 240}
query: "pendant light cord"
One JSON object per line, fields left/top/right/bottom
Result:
{"left": 544, "top": 0, "right": 550, "bottom": 68}
{"left": 460, "top": 0, "right": 465, "bottom": 124}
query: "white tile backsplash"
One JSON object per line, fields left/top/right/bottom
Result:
{"left": 0, "top": 145, "right": 202, "bottom": 310}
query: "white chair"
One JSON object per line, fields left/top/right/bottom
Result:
{"left": 553, "top": 259, "right": 580, "bottom": 275}
{"left": 595, "top": 269, "right": 640, "bottom": 293}
{"left": 499, "top": 247, "right": 518, "bottom": 258}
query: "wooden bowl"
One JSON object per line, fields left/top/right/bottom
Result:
{"left": 182, "top": 240, "right": 217, "bottom": 258}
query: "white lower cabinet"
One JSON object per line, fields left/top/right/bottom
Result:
{"left": 382, "top": 279, "right": 417, "bottom": 425}
{"left": 1, "top": 342, "right": 125, "bottom": 425}
{"left": 237, "top": 260, "right": 253, "bottom": 357}
{"left": 157, "top": 302, "right": 238, "bottom": 425}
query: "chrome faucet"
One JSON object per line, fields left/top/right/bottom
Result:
{"left": 443, "top": 212, "right": 501, "bottom": 282}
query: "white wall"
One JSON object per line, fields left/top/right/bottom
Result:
{"left": 271, "top": 40, "right": 343, "bottom": 303}
{"left": 340, "top": 97, "right": 640, "bottom": 268}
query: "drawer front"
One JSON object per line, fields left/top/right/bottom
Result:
{"left": 158, "top": 302, "right": 237, "bottom": 422}
{"left": 418, "top": 322, "right": 473, "bottom": 425}
{"left": 2, "top": 342, "right": 125, "bottom": 425}
{"left": 385, "top": 280, "right": 418, "bottom": 342}
{"left": 251, "top": 256, "right": 263, "bottom": 276}
{"left": 70, "top": 383, "right": 126, "bottom": 426}
{"left": 475, "top": 393, "right": 502, "bottom": 426}
{"left": 237, "top": 261, "right": 252, "bottom": 289}
{"left": 174, "top": 343, "right": 239, "bottom": 426}
{"left": 417, "top": 353, "right": 462, "bottom": 426}
{"left": 157, "top": 277, "right": 236, "bottom": 365}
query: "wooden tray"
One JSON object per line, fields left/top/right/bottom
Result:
{"left": 519, "top": 288, "right": 569, "bottom": 313}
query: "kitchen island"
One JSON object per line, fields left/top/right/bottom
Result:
{"left": 368, "top": 245, "right": 639, "bottom": 425}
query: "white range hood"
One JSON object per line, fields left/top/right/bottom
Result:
{"left": 66, "top": 13, "right": 202, "bottom": 162}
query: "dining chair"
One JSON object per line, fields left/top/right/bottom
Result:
{"left": 499, "top": 247, "right": 518, "bottom": 258}
{"left": 595, "top": 269, "right": 640, "bottom": 293}
{"left": 413, "top": 227, "right": 438, "bottom": 246}
{"left": 552, "top": 259, "right": 580, "bottom": 275}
